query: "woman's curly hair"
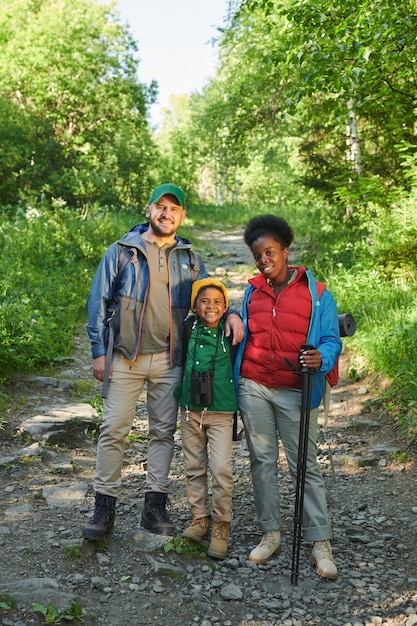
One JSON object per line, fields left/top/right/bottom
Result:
{"left": 244, "top": 214, "right": 294, "bottom": 249}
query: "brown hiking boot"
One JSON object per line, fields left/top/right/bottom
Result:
{"left": 182, "top": 517, "right": 210, "bottom": 542}
{"left": 207, "top": 521, "right": 230, "bottom": 559}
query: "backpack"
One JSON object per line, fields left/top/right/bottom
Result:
{"left": 316, "top": 281, "right": 339, "bottom": 387}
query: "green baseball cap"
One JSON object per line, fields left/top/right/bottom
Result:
{"left": 148, "top": 183, "right": 185, "bottom": 207}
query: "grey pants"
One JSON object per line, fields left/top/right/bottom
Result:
{"left": 94, "top": 350, "right": 183, "bottom": 497}
{"left": 238, "top": 377, "right": 332, "bottom": 541}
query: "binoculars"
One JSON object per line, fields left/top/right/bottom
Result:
{"left": 190, "top": 369, "right": 214, "bottom": 406}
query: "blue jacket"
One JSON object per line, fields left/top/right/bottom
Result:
{"left": 86, "top": 223, "right": 206, "bottom": 366}
{"left": 234, "top": 267, "right": 342, "bottom": 408}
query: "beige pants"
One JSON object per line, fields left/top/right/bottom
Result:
{"left": 180, "top": 408, "right": 234, "bottom": 522}
{"left": 94, "top": 350, "right": 183, "bottom": 497}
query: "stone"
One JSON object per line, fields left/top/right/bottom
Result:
{"left": 18, "top": 403, "right": 98, "bottom": 445}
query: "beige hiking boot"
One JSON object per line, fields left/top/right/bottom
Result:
{"left": 310, "top": 540, "right": 338, "bottom": 580}
{"left": 248, "top": 530, "right": 281, "bottom": 564}
{"left": 182, "top": 517, "right": 210, "bottom": 542}
{"left": 207, "top": 521, "right": 230, "bottom": 559}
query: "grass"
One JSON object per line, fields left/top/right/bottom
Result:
{"left": 164, "top": 536, "right": 208, "bottom": 559}
{"left": 62, "top": 544, "right": 83, "bottom": 559}
{"left": 33, "top": 599, "right": 85, "bottom": 624}
{"left": 126, "top": 431, "right": 146, "bottom": 444}
{"left": 70, "top": 380, "right": 96, "bottom": 399}
{"left": 389, "top": 450, "right": 412, "bottom": 464}
{"left": 0, "top": 593, "right": 17, "bottom": 610}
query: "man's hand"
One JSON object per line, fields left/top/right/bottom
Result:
{"left": 225, "top": 312, "right": 244, "bottom": 345}
{"left": 93, "top": 355, "right": 110, "bottom": 381}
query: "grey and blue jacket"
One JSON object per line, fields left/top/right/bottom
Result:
{"left": 86, "top": 222, "right": 206, "bottom": 366}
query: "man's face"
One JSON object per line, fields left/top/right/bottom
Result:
{"left": 193, "top": 287, "right": 227, "bottom": 328}
{"left": 146, "top": 194, "right": 185, "bottom": 239}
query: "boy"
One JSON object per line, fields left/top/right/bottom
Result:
{"left": 175, "top": 278, "right": 238, "bottom": 559}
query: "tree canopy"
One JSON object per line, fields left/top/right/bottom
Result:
{"left": 1, "top": 0, "right": 417, "bottom": 222}
{"left": 0, "top": 0, "right": 157, "bottom": 209}
{"left": 164, "top": 0, "right": 417, "bottom": 223}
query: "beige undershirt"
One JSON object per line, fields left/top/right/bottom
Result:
{"left": 139, "top": 240, "right": 173, "bottom": 354}
{"left": 267, "top": 268, "right": 298, "bottom": 295}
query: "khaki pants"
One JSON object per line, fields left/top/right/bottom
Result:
{"left": 94, "top": 350, "right": 183, "bottom": 497}
{"left": 180, "top": 408, "right": 234, "bottom": 522}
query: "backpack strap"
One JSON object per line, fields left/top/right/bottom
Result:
{"left": 102, "top": 319, "right": 115, "bottom": 399}
{"left": 188, "top": 248, "right": 201, "bottom": 282}
{"left": 101, "top": 244, "right": 137, "bottom": 398}
{"left": 316, "top": 280, "right": 337, "bottom": 480}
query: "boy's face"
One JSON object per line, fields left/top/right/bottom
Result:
{"left": 193, "top": 287, "right": 227, "bottom": 328}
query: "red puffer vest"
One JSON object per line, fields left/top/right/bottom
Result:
{"left": 240, "top": 268, "right": 314, "bottom": 389}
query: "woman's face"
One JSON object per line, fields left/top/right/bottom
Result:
{"left": 251, "top": 235, "right": 289, "bottom": 284}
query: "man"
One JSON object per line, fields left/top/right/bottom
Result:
{"left": 83, "top": 183, "right": 243, "bottom": 539}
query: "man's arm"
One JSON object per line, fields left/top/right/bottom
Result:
{"left": 86, "top": 244, "right": 118, "bottom": 359}
{"left": 225, "top": 311, "right": 244, "bottom": 345}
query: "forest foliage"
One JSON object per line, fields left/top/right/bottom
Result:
{"left": 1, "top": 0, "right": 417, "bottom": 444}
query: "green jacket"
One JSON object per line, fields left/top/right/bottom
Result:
{"left": 175, "top": 316, "right": 238, "bottom": 412}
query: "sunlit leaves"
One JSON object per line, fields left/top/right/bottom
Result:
{"left": 0, "top": 0, "right": 156, "bottom": 208}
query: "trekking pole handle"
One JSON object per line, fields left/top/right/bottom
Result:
{"left": 298, "top": 343, "right": 317, "bottom": 373}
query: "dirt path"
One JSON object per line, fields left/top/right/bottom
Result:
{"left": 0, "top": 228, "right": 416, "bottom": 626}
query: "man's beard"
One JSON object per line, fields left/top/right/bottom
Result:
{"left": 150, "top": 219, "right": 176, "bottom": 238}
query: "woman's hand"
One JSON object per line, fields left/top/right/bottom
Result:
{"left": 299, "top": 347, "right": 322, "bottom": 371}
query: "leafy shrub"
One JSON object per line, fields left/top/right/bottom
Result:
{"left": 0, "top": 203, "right": 135, "bottom": 382}
{"left": 1, "top": 193, "right": 417, "bottom": 445}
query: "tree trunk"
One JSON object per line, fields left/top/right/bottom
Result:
{"left": 346, "top": 98, "right": 362, "bottom": 175}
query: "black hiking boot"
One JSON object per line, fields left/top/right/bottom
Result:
{"left": 141, "top": 492, "right": 176, "bottom": 536}
{"left": 82, "top": 493, "right": 116, "bottom": 540}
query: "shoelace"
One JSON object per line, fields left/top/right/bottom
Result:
{"left": 149, "top": 504, "right": 170, "bottom": 521}
{"left": 189, "top": 518, "right": 208, "bottom": 528}
{"left": 212, "top": 522, "right": 229, "bottom": 539}
{"left": 314, "top": 541, "right": 333, "bottom": 561}
{"left": 91, "top": 505, "right": 112, "bottom": 524}
{"left": 260, "top": 531, "right": 280, "bottom": 548}
{"left": 92, "top": 496, "right": 114, "bottom": 514}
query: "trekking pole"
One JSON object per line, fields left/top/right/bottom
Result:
{"left": 291, "top": 343, "right": 315, "bottom": 586}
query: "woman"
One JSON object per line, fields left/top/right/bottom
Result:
{"left": 234, "top": 215, "right": 342, "bottom": 579}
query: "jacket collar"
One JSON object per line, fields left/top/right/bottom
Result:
{"left": 117, "top": 222, "right": 193, "bottom": 250}
{"left": 248, "top": 265, "right": 306, "bottom": 290}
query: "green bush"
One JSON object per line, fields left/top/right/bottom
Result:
{"left": 1, "top": 194, "right": 417, "bottom": 445}
{"left": 0, "top": 203, "right": 137, "bottom": 381}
